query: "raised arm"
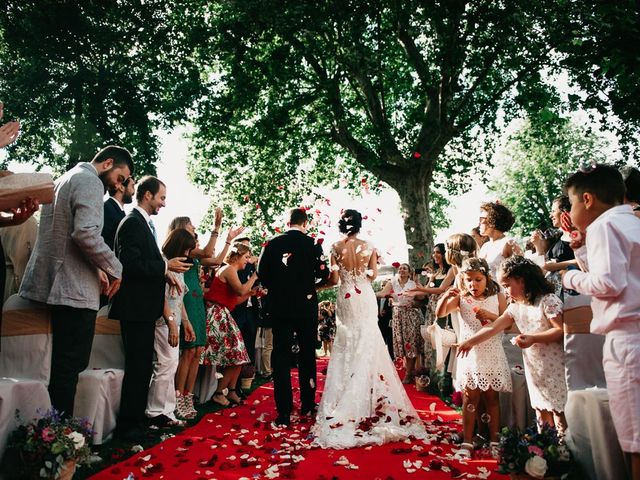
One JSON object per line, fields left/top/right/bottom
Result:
{"left": 435, "top": 287, "right": 461, "bottom": 317}
{"left": 221, "top": 267, "right": 258, "bottom": 297}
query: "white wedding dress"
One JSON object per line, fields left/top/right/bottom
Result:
{"left": 311, "top": 239, "right": 427, "bottom": 449}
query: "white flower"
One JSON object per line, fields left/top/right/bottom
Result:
{"left": 524, "top": 456, "right": 548, "bottom": 479}
{"left": 66, "top": 431, "right": 85, "bottom": 450}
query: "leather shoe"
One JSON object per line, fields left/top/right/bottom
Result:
{"left": 300, "top": 403, "right": 318, "bottom": 416}
{"left": 273, "top": 414, "right": 290, "bottom": 427}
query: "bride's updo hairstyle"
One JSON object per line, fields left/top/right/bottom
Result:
{"left": 338, "top": 209, "right": 362, "bottom": 235}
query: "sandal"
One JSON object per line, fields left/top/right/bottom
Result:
{"left": 211, "top": 391, "right": 230, "bottom": 407}
{"left": 226, "top": 388, "right": 243, "bottom": 405}
{"left": 453, "top": 442, "right": 473, "bottom": 460}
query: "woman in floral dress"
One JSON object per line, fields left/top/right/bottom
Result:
{"left": 202, "top": 242, "right": 259, "bottom": 406}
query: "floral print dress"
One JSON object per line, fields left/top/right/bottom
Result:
{"left": 200, "top": 276, "right": 250, "bottom": 368}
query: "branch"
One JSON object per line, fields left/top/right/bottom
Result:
{"left": 455, "top": 48, "right": 553, "bottom": 132}
{"left": 394, "top": 5, "right": 430, "bottom": 88}
{"left": 449, "top": 50, "right": 500, "bottom": 122}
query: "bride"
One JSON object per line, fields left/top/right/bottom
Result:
{"left": 311, "top": 209, "right": 427, "bottom": 449}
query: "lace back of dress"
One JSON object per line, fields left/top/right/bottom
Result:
{"left": 332, "top": 239, "right": 371, "bottom": 283}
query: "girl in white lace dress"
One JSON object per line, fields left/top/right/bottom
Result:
{"left": 457, "top": 256, "right": 567, "bottom": 433}
{"left": 436, "top": 258, "right": 511, "bottom": 459}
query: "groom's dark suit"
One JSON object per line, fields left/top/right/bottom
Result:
{"left": 258, "top": 229, "right": 329, "bottom": 419}
{"left": 110, "top": 207, "right": 166, "bottom": 433}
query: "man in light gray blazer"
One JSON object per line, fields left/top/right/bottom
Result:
{"left": 20, "top": 145, "right": 134, "bottom": 418}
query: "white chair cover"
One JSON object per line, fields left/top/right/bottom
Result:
{"left": 0, "top": 295, "right": 52, "bottom": 383}
{"left": 565, "top": 389, "right": 629, "bottom": 480}
{"left": 499, "top": 333, "right": 536, "bottom": 429}
{"left": 562, "top": 294, "right": 627, "bottom": 480}
{"left": 74, "top": 309, "right": 125, "bottom": 444}
{"left": 0, "top": 378, "right": 51, "bottom": 459}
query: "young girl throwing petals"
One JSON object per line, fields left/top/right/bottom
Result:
{"left": 457, "top": 256, "right": 567, "bottom": 435}
{"left": 437, "top": 257, "right": 511, "bottom": 459}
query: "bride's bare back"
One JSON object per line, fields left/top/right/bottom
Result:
{"left": 331, "top": 236, "right": 378, "bottom": 280}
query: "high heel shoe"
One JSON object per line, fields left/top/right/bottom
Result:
{"left": 211, "top": 391, "right": 230, "bottom": 407}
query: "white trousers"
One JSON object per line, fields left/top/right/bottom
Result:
{"left": 603, "top": 327, "right": 640, "bottom": 453}
{"left": 146, "top": 323, "right": 179, "bottom": 419}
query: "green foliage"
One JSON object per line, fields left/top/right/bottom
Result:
{"left": 1, "top": 0, "right": 640, "bottom": 262}
{"left": 0, "top": 0, "right": 204, "bottom": 175}
{"left": 552, "top": 0, "right": 640, "bottom": 157}
{"left": 489, "top": 112, "right": 610, "bottom": 237}
{"left": 182, "top": 0, "right": 576, "bottom": 262}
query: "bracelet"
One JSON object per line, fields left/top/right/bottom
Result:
{"left": 225, "top": 241, "right": 232, "bottom": 246}
{"left": 212, "top": 231, "right": 219, "bottom": 236}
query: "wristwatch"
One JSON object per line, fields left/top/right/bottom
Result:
{"left": 166, "top": 314, "right": 176, "bottom": 323}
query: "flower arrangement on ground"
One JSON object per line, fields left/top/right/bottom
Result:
{"left": 7, "top": 409, "right": 93, "bottom": 479}
{"left": 497, "top": 423, "right": 572, "bottom": 479}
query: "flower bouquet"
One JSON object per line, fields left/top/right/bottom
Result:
{"left": 497, "top": 423, "right": 572, "bottom": 479}
{"left": 6, "top": 409, "right": 93, "bottom": 479}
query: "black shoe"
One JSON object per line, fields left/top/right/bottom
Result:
{"left": 113, "top": 424, "right": 146, "bottom": 442}
{"left": 147, "top": 414, "right": 172, "bottom": 428}
{"left": 300, "top": 403, "right": 318, "bottom": 416}
{"left": 273, "top": 414, "right": 290, "bottom": 427}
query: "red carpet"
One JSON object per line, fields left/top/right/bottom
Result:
{"left": 91, "top": 359, "right": 505, "bottom": 479}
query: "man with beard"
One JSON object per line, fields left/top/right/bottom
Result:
{"left": 110, "top": 176, "right": 190, "bottom": 437}
{"left": 20, "top": 145, "right": 134, "bottom": 418}
{"left": 102, "top": 174, "right": 135, "bottom": 250}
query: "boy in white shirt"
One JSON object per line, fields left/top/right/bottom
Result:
{"left": 562, "top": 164, "right": 640, "bottom": 480}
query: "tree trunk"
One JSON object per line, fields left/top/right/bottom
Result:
{"left": 387, "top": 172, "right": 435, "bottom": 267}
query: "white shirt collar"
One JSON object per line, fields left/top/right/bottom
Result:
{"left": 287, "top": 226, "right": 306, "bottom": 233}
{"left": 134, "top": 205, "right": 151, "bottom": 224}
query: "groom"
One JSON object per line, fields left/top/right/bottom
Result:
{"left": 258, "top": 207, "right": 329, "bottom": 426}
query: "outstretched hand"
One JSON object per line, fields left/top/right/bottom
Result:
{"left": 455, "top": 340, "right": 473, "bottom": 358}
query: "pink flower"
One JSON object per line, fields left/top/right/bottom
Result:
{"left": 41, "top": 427, "right": 56, "bottom": 443}
{"left": 451, "top": 391, "right": 463, "bottom": 406}
{"left": 528, "top": 445, "right": 544, "bottom": 457}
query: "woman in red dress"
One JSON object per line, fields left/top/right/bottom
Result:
{"left": 202, "top": 243, "right": 259, "bottom": 406}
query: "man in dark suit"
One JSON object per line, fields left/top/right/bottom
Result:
{"left": 110, "top": 175, "right": 190, "bottom": 438}
{"left": 257, "top": 208, "right": 329, "bottom": 426}
{"left": 101, "top": 175, "right": 135, "bottom": 251}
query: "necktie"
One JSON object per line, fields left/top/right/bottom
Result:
{"left": 149, "top": 220, "right": 157, "bottom": 240}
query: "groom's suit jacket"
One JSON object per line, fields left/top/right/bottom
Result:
{"left": 258, "top": 229, "right": 329, "bottom": 321}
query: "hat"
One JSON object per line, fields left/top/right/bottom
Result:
{"left": 423, "top": 323, "right": 457, "bottom": 371}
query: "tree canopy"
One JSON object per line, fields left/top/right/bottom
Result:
{"left": 489, "top": 113, "right": 612, "bottom": 238}
{"left": 0, "top": 0, "right": 203, "bottom": 175}
{"left": 1, "top": 1, "right": 639, "bottom": 263}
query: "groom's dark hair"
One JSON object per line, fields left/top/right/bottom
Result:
{"left": 288, "top": 207, "right": 308, "bottom": 226}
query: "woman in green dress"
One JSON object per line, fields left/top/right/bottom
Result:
{"left": 168, "top": 210, "right": 244, "bottom": 419}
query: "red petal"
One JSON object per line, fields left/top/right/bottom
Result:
{"left": 392, "top": 262, "right": 400, "bottom": 268}
{"left": 316, "top": 238, "right": 324, "bottom": 245}
{"left": 344, "top": 293, "right": 351, "bottom": 299}
{"left": 413, "top": 151, "right": 421, "bottom": 158}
